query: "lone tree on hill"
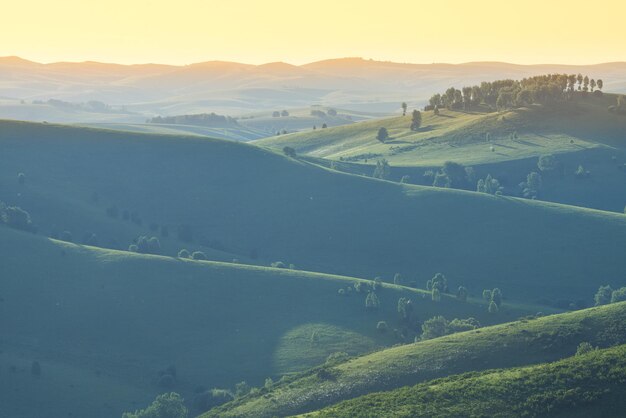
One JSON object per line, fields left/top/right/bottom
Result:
{"left": 597, "top": 79, "right": 603, "bottom": 90}
{"left": 283, "top": 146, "right": 297, "bottom": 158}
{"left": 376, "top": 127, "right": 389, "bottom": 143}
{"left": 410, "top": 110, "right": 422, "bottom": 131}
{"left": 401, "top": 102, "right": 407, "bottom": 116}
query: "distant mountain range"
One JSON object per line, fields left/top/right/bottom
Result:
{"left": 2, "top": 56, "right": 626, "bottom": 119}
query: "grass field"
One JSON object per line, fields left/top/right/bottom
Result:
{"left": 256, "top": 93, "right": 626, "bottom": 213}
{"left": 301, "top": 343, "right": 626, "bottom": 417}
{"left": 2, "top": 120, "right": 626, "bottom": 306}
{"left": 204, "top": 302, "right": 626, "bottom": 417}
{"left": 0, "top": 225, "right": 539, "bottom": 418}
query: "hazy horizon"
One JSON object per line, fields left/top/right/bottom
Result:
{"left": 2, "top": 0, "right": 626, "bottom": 66}
{"left": 3, "top": 55, "right": 626, "bottom": 67}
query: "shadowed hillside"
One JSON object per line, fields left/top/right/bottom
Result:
{"left": 2, "top": 120, "right": 626, "bottom": 306}
{"left": 0, "top": 225, "right": 524, "bottom": 418}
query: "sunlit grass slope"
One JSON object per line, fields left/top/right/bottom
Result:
{"left": 204, "top": 302, "right": 626, "bottom": 418}
{"left": 0, "top": 225, "right": 528, "bottom": 418}
{"left": 302, "top": 343, "right": 626, "bottom": 418}
{"left": 1, "top": 120, "right": 626, "bottom": 305}
{"left": 256, "top": 93, "right": 626, "bottom": 167}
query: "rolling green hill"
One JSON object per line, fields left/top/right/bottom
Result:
{"left": 256, "top": 93, "right": 626, "bottom": 167}
{"left": 2, "top": 120, "right": 626, "bottom": 306}
{"left": 301, "top": 343, "right": 626, "bottom": 418}
{"left": 203, "top": 302, "right": 626, "bottom": 418}
{"left": 77, "top": 122, "right": 270, "bottom": 141}
{"left": 0, "top": 225, "right": 529, "bottom": 418}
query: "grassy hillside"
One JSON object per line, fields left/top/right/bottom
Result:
{"left": 203, "top": 302, "right": 626, "bottom": 417}
{"left": 302, "top": 343, "right": 626, "bottom": 417}
{"left": 257, "top": 93, "right": 626, "bottom": 213}
{"left": 0, "top": 225, "right": 530, "bottom": 418}
{"left": 256, "top": 93, "right": 626, "bottom": 166}
{"left": 2, "top": 120, "right": 626, "bottom": 306}
{"left": 78, "top": 122, "right": 270, "bottom": 141}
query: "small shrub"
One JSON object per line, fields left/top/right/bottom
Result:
{"left": 17, "top": 172, "right": 26, "bottom": 185}
{"left": 128, "top": 244, "right": 139, "bottom": 252}
{"left": 283, "top": 146, "right": 297, "bottom": 158}
{"left": 376, "top": 321, "right": 389, "bottom": 333}
{"left": 576, "top": 342, "right": 597, "bottom": 356}
{"left": 193, "top": 389, "right": 233, "bottom": 413}
{"left": 122, "top": 392, "right": 188, "bottom": 418}
{"left": 457, "top": 286, "right": 468, "bottom": 302}
{"left": 191, "top": 251, "right": 207, "bottom": 261}
{"left": 611, "top": 287, "right": 626, "bottom": 303}
{"left": 234, "top": 381, "right": 251, "bottom": 398}
{"left": 177, "top": 249, "right": 190, "bottom": 258}
{"left": 365, "top": 292, "right": 380, "bottom": 311}
{"left": 594, "top": 285, "right": 613, "bottom": 306}
{"left": 337, "top": 288, "right": 346, "bottom": 296}
{"left": 325, "top": 352, "right": 350, "bottom": 366}
{"left": 271, "top": 261, "right": 286, "bottom": 268}
{"left": 488, "top": 301, "right": 499, "bottom": 314}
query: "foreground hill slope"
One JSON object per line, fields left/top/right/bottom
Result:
{"left": 302, "top": 343, "right": 626, "bottom": 418}
{"left": 0, "top": 225, "right": 519, "bottom": 418}
{"left": 204, "top": 302, "right": 626, "bottom": 418}
{"left": 2, "top": 120, "right": 626, "bottom": 304}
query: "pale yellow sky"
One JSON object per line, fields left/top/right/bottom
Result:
{"left": 2, "top": 0, "right": 625, "bottom": 65}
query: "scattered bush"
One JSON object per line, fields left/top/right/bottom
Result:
{"left": 191, "top": 251, "right": 207, "bottom": 261}
{"left": 594, "top": 285, "right": 613, "bottom": 306}
{"left": 283, "top": 146, "right": 297, "bottom": 158}
{"left": 234, "top": 381, "right": 251, "bottom": 398}
{"left": 325, "top": 352, "right": 350, "bottom": 366}
{"left": 376, "top": 127, "right": 389, "bottom": 143}
{"left": 376, "top": 321, "right": 389, "bottom": 333}
{"left": 0, "top": 204, "right": 34, "bottom": 232}
{"left": 575, "top": 165, "right": 591, "bottom": 179}
{"left": 372, "top": 159, "right": 391, "bottom": 180}
{"left": 365, "top": 292, "right": 380, "bottom": 311}
{"left": 488, "top": 301, "right": 499, "bottom": 314}
{"left": 136, "top": 236, "right": 161, "bottom": 255}
{"left": 397, "top": 297, "right": 413, "bottom": 320}
{"left": 17, "top": 172, "right": 26, "bottom": 185}
{"left": 128, "top": 244, "right": 139, "bottom": 252}
{"left": 393, "top": 273, "right": 403, "bottom": 285}
{"left": 177, "top": 249, "right": 190, "bottom": 258}
{"left": 576, "top": 341, "right": 597, "bottom": 356}
{"left": 611, "top": 287, "right": 626, "bottom": 303}
{"left": 482, "top": 289, "right": 492, "bottom": 301}
{"left": 193, "top": 389, "right": 233, "bottom": 413}
{"left": 457, "top": 286, "right": 468, "bottom": 302}
{"left": 427, "top": 273, "right": 448, "bottom": 292}
{"left": 271, "top": 261, "right": 287, "bottom": 268}
{"left": 122, "top": 392, "right": 188, "bottom": 418}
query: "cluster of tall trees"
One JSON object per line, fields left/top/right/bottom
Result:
{"left": 425, "top": 74, "right": 603, "bottom": 111}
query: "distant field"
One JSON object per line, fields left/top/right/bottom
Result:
{"left": 0, "top": 226, "right": 534, "bottom": 418}
{"left": 204, "top": 302, "right": 626, "bottom": 417}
